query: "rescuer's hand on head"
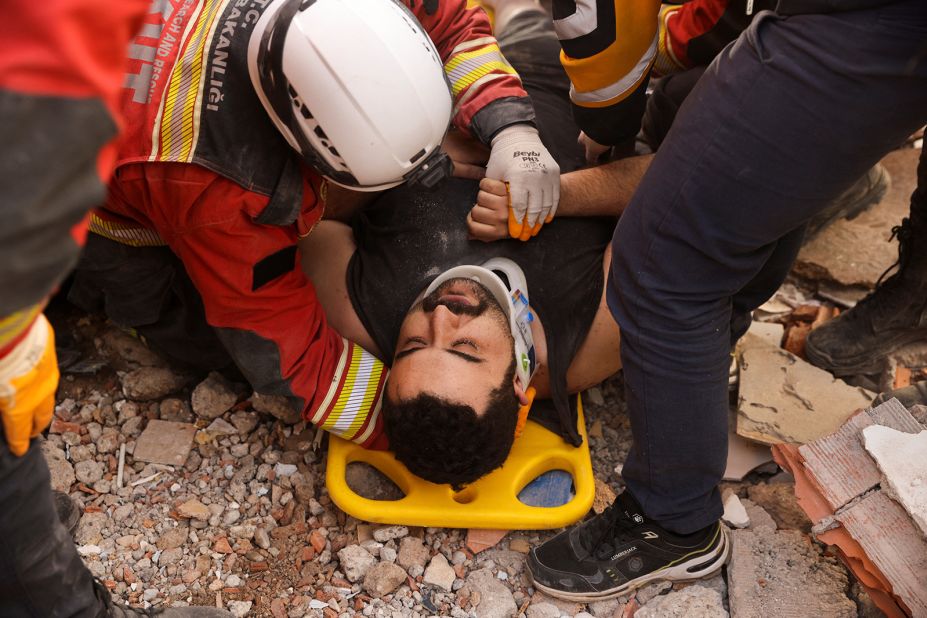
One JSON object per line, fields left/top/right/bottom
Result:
{"left": 485, "top": 124, "right": 560, "bottom": 241}
{"left": 0, "top": 315, "right": 58, "bottom": 456}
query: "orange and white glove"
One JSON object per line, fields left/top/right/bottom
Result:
{"left": 486, "top": 125, "right": 560, "bottom": 241}
{"left": 0, "top": 314, "right": 58, "bottom": 456}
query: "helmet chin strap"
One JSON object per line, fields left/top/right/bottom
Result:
{"left": 423, "top": 259, "right": 539, "bottom": 438}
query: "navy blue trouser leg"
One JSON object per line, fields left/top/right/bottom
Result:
{"left": 0, "top": 432, "right": 102, "bottom": 617}
{"left": 610, "top": 2, "right": 927, "bottom": 533}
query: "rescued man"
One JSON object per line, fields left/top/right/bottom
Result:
{"left": 300, "top": 6, "right": 649, "bottom": 486}
{"left": 68, "top": 0, "right": 560, "bottom": 452}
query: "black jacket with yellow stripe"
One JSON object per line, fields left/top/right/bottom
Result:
{"left": 552, "top": 0, "right": 903, "bottom": 146}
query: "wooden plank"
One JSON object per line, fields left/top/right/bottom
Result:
{"left": 837, "top": 491, "right": 927, "bottom": 618}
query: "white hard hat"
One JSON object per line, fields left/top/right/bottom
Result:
{"left": 248, "top": 0, "right": 454, "bottom": 191}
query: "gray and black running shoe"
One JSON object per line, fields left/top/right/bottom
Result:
{"left": 527, "top": 492, "right": 729, "bottom": 602}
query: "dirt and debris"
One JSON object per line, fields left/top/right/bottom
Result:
{"left": 46, "top": 301, "right": 877, "bottom": 618}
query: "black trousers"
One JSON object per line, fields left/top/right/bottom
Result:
{"left": 0, "top": 431, "right": 101, "bottom": 616}
{"left": 610, "top": 2, "right": 927, "bottom": 533}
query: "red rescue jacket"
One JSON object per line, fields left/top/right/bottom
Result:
{"left": 94, "top": 0, "right": 533, "bottom": 448}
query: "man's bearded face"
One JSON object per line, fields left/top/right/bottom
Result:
{"left": 387, "top": 277, "right": 515, "bottom": 414}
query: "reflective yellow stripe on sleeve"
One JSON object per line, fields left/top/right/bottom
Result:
{"left": 0, "top": 305, "right": 43, "bottom": 351}
{"left": 444, "top": 43, "right": 518, "bottom": 99}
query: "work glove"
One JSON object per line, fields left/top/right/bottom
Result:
{"left": 485, "top": 124, "right": 560, "bottom": 241}
{"left": 0, "top": 314, "right": 58, "bottom": 456}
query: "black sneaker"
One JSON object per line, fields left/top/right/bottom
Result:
{"left": 527, "top": 492, "right": 729, "bottom": 602}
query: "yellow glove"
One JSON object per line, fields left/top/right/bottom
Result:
{"left": 0, "top": 314, "right": 58, "bottom": 456}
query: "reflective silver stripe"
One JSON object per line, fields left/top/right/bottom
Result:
{"left": 448, "top": 36, "right": 497, "bottom": 55}
{"left": 570, "top": 33, "right": 656, "bottom": 104}
{"left": 554, "top": 0, "right": 599, "bottom": 40}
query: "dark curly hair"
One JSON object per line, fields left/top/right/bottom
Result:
{"left": 383, "top": 360, "right": 519, "bottom": 489}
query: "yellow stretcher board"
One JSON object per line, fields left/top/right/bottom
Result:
{"left": 325, "top": 395, "right": 594, "bottom": 530}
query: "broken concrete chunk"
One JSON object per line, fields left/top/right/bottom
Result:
{"left": 862, "top": 425, "right": 927, "bottom": 537}
{"left": 204, "top": 417, "right": 237, "bottom": 436}
{"left": 191, "top": 371, "right": 240, "bottom": 420}
{"left": 121, "top": 367, "right": 188, "bottom": 400}
{"left": 736, "top": 334, "right": 872, "bottom": 445}
{"left": 132, "top": 420, "right": 197, "bottom": 466}
{"left": 745, "top": 483, "right": 809, "bottom": 532}
{"left": 722, "top": 492, "right": 750, "bottom": 529}
{"left": 345, "top": 462, "right": 404, "bottom": 500}
{"left": 372, "top": 525, "right": 408, "bottom": 543}
{"left": 41, "top": 442, "right": 75, "bottom": 492}
{"left": 363, "top": 561, "right": 407, "bottom": 598}
{"left": 177, "top": 499, "right": 210, "bottom": 521}
{"left": 744, "top": 320, "right": 784, "bottom": 348}
{"left": 102, "top": 329, "right": 165, "bottom": 368}
{"left": 251, "top": 392, "right": 301, "bottom": 424}
{"left": 397, "top": 536, "right": 430, "bottom": 571}
{"left": 740, "top": 499, "right": 777, "bottom": 531}
{"left": 635, "top": 585, "right": 727, "bottom": 618}
{"left": 422, "top": 552, "right": 456, "bottom": 591}
{"left": 337, "top": 544, "right": 377, "bottom": 583}
{"left": 467, "top": 567, "right": 517, "bottom": 618}
{"left": 728, "top": 528, "right": 856, "bottom": 618}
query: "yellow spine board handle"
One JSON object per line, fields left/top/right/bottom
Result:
{"left": 326, "top": 394, "right": 594, "bottom": 530}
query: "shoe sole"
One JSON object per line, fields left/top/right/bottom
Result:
{"left": 529, "top": 526, "right": 731, "bottom": 603}
{"left": 806, "top": 328, "right": 927, "bottom": 376}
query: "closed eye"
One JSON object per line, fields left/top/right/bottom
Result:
{"left": 452, "top": 338, "right": 478, "bottom": 351}
{"left": 395, "top": 337, "right": 427, "bottom": 360}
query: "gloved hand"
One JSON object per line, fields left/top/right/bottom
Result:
{"left": 485, "top": 124, "right": 560, "bottom": 241}
{"left": 0, "top": 314, "right": 58, "bottom": 456}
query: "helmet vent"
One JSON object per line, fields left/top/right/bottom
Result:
{"left": 409, "top": 148, "right": 426, "bottom": 164}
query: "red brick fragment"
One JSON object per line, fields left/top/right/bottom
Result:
{"left": 309, "top": 530, "right": 326, "bottom": 553}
